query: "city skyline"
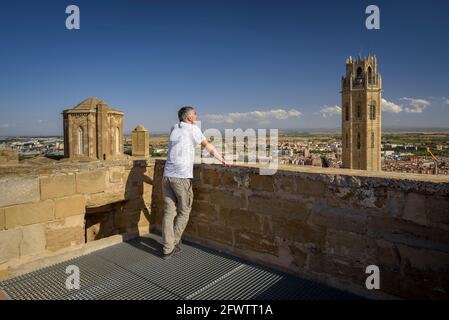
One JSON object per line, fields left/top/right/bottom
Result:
{"left": 1, "top": 0, "right": 449, "bottom": 136}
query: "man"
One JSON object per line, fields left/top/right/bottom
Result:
{"left": 162, "top": 106, "right": 229, "bottom": 259}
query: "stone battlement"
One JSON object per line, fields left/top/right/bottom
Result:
{"left": 151, "top": 160, "right": 449, "bottom": 299}
{"left": 1, "top": 159, "right": 448, "bottom": 299}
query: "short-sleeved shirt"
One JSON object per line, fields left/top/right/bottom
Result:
{"left": 163, "top": 121, "right": 207, "bottom": 179}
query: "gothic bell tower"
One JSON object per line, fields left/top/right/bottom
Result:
{"left": 341, "top": 54, "right": 382, "bottom": 171}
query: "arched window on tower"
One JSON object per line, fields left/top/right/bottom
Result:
{"left": 368, "top": 66, "right": 373, "bottom": 84}
{"left": 370, "top": 102, "right": 376, "bottom": 120}
{"left": 78, "top": 126, "right": 84, "bottom": 155}
{"left": 356, "top": 67, "right": 363, "bottom": 78}
{"left": 345, "top": 104, "right": 350, "bottom": 121}
{"left": 115, "top": 127, "right": 120, "bottom": 154}
{"left": 356, "top": 104, "right": 361, "bottom": 119}
{"left": 357, "top": 132, "right": 361, "bottom": 150}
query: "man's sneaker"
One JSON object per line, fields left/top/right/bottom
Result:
{"left": 162, "top": 245, "right": 181, "bottom": 260}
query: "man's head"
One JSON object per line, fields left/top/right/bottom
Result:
{"left": 178, "top": 106, "right": 197, "bottom": 124}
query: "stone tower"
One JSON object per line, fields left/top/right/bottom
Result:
{"left": 341, "top": 55, "right": 382, "bottom": 171}
{"left": 131, "top": 125, "right": 150, "bottom": 157}
{"left": 63, "top": 97, "right": 125, "bottom": 160}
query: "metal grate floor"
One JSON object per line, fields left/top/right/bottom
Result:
{"left": 0, "top": 233, "right": 362, "bottom": 300}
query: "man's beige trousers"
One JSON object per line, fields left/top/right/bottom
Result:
{"left": 162, "top": 176, "right": 193, "bottom": 254}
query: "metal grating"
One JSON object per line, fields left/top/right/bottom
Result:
{"left": 0, "top": 233, "right": 362, "bottom": 300}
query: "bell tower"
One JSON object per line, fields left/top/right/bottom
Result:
{"left": 341, "top": 54, "right": 382, "bottom": 171}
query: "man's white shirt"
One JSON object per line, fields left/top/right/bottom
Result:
{"left": 163, "top": 121, "right": 206, "bottom": 179}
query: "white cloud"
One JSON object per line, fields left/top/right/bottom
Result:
{"left": 0, "top": 123, "right": 9, "bottom": 128}
{"left": 381, "top": 99, "right": 403, "bottom": 113}
{"left": 37, "top": 119, "right": 44, "bottom": 124}
{"left": 204, "top": 108, "right": 302, "bottom": 125}
{"left": 400, "top": 97, "right": 430, "bottom": 113}
{"left": 445, "top": 99, "right": 449, "bottom": 105}
{"left": 319, "top": 105, "right": 341, "bottom": 118}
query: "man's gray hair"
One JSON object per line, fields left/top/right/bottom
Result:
{"left": 178, "top": 106, "right": 195, "bottom": 122}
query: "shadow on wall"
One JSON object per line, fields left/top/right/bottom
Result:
{"left": 84, "top": 160, "right": 154, "bottom": 242}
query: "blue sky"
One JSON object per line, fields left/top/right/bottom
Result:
{"left": 0, "top": 0, "right": 448, "bottom": 135}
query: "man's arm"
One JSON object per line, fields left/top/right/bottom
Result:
{"left": 201, "top": 140, "right": 230, "bottom": 165}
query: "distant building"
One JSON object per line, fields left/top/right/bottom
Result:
{"left": 62, "top": 97, "right": 125, "bottom": 160}
{"left": 341, "top": 55, "right": 382, "bottom": 171}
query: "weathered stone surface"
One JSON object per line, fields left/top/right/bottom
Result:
{"left": 197, "top": 223, "right": 233, "bottom": 246}
{"left": 110, "top": 170, "right": 124, "bottom": 183}
{"left": 40, "top": 174, "right": 76, "bottom": 200}
{"left": 219, "top": 208, "right": 262, "bottom": 233}
{"left": 248, "top": 194, "right": 309, "bottom": 220}
{"left": 0, "top": 208, "right": 5, "bottom": 231}
{"left": 276, "top": 176, "right": 296, "bottom": 193}
{"left": 222, "top": 172, "right": 237, "bottom": 188}
{"left": 273, "top": 218, "right": 326, "bottom": 246}
{"left": 0, "top": 229, "right": 22, "bottom": 263}
{"left": 85, "top": 192, "right": 125, "bottom": 208}
{"left": 209, "top": 190, "right": 246, "bottom": 210}
{"left": 202, "top": 169, "right": 221, "bottom": 187}
{"left": 76, "top": 170, "right": 106, "bottom": 193}
{"left": 0, "top": 176, "right": 40, "bottom": 207}
{"left": 249, "top": 175, "right": 274, "bottom": 192}
{"left": 55, "top": 194, "right": 86, "bottom": 219}
{"left": 325, "top": 229, "right": 367, "bottom": 258}
{"left": 402, "top": 193, "right": 427, "bottom": 225}
{"left": 5, "top": 200, "right": 54, "bottom": 229}
{"left": 367, "top": 216, "right": 449, "bottom": 245}
{"left": 426, "top": 196, "right": 449, "bottom": 225}
{"left": 20, "top": 224, "right": 46, "bottom": 257}
{"left": 288, "top": 244, "right": 308, "bottom": 268}
{"left": 46, "top": 226, "right": 84, "bottom": 252}
{"left": 308, "top": 205, "right": 366, "bottom": 234}
{"left": 191, "top": 200, "right": 218, "bottom": 223}
{"left": 234, "top": 229, "right": 278, "bottom": 256}
{"left": 297, "top": 179, "right": 325, "bottom": 197}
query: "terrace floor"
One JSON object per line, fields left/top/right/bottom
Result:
{"left": 0, "top": 233, "right": 362, "bottom": 300}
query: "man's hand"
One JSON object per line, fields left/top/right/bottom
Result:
{"left": 202, "top": 140, "right": 231, "bottom": 166}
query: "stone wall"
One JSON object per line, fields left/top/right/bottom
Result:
{"left": 152, "top": 160, "right": 449, "bottom": 299}
{"left": 0, "top": 159, "right": 154, "bottom": 280}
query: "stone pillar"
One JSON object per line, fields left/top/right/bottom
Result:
{"left": 131, "top": 125, "right": 149, "bottom": 157}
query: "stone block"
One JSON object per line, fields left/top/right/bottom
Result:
{"left": 222, "top": 172, "right": 237, "bottom": 188}
{"left": 209, "top": 190, "right": 247, "bottom": 210}
{"left": 20, "top": 223, "right": 46, "bottom": 257}
{"left": 0, "top": 229, "right": 22, "bottom": 263}
{"left": 234, "top": 229, "right": 278, "bottom": 256}
{"left": 273, "top": 218, "right": 326, "bottom": 246}
{"left": 249, "top": 174, "right": 274, "bottom": 192}
{"left": 248, "top": 194, "right": 309, "bottom": 220}
{"left": 55, "top": 194, "right": 86, "bottom": 219}
{"left": 276, "top": 176, "right": 296, "bottom": 193}
{"left": 325, "top": 229, "right": 367, "bottom": 259}
{"left": 202, "top": 169, "right": 221, "bottom": 187}
{"left": 45, "top": 226, "right": 84, "bottom": 252}
{"left": 219, "top": 208, "right": 262, "bottom": 233}
{"left": 5, "top": 200, "right": 54, "bottom": 229}
{"left": 367, "top": 216, "right": 449, "bottom": 245}
{"left": 76, "top": 170, "right": 106, "bottom": 193}
{"left": 308, "top": 205, "right": 366, "bottom": 234}
{"left": 0, "top": 176, "right": 40, "bottom": 207}
{"left": 402, "top": 193, "right": 427, "bottom": 225}
{"left": 191, "top": 200, "right": 218, "bottom": 223}
{"left": 197, "top": 223, "right": 233, "bottom": 246}
{"left": 426, "top": 196, "right": 449, "bottom": 225}
{"left": 297, "top": 179, "right": 325, "bottom": 197}
{"left": 40, "top": 174, "right": 76, "bottom": 200}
